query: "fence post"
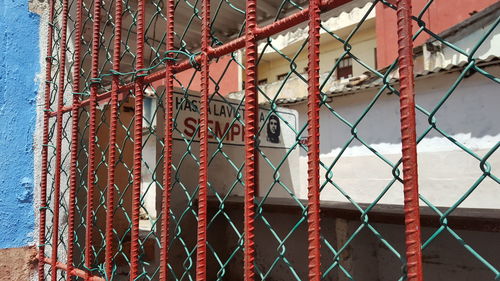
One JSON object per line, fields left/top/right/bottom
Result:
{"left": 396, "top": 0, "right": 424, "bottom": 280}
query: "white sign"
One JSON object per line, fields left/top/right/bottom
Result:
{"left": 173, "top": 92, "right": 298, "bottom": 149}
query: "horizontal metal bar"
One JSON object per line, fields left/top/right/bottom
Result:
{"left": 49, "top": 0, "right": 354, "bottom": 117}
{"left": 41, "top": 257, "right": 105, "bottom": 281}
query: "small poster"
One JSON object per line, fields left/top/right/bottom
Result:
{"left": 172, "top": 92, "right": 298, "bottom": 149}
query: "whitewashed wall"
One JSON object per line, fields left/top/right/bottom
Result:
{"left": 285, "top": 64, "right": 500, "bottom": 209}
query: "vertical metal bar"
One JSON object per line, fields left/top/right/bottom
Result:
{"left": 105, "top": 0, "right": 123, "bottom": 278}
{"left": 39, "top": 0, "right": 57, "bottom": 280}
{"left": 86, "top": 0, "right": 102, "bottom": 278}
{"left": 196, "top": 0, "right": 210, "bottom": 277}
{"left": 130, "top": 0, "right": 146, "bottom": 279}
{"left": 243, "top": 0, "right": 258, "bottom": 279}
{"left": 396, "top": 0, "right": 423, "bottom": 280}
{"left": 307, "top": 0, "right": 322, "bottom": 279}
{"left": 160, "top": 0, "right": 175, "bottom": 279}
{"left": 67, "top": 0, "right": 84, "bottom": 278}
{"left": 51, "top": 0, "right": 70, "bottom": 279}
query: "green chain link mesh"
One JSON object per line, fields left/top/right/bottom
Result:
{"left": 40, "top": 0, "right": 499, "bottom": 280}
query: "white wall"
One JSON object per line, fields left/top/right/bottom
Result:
{"left": 257, "top": 27, "right": 376, "bottom": 85}
{"left": 285, "top": 64, "right": 500, "bottom": 209}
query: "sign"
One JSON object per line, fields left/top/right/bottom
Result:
{"left": 173, "top": 92, "right": 298, "bottom": 149}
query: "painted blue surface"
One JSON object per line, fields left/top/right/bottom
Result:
{"left": 0, "top": 0, "right": 40, "bottom": 248}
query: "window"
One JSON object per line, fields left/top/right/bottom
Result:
{"left": 336, "top": 56, "right": 353, "bottom": 79}
{"left": 258, "top": 78, "right": 268, "bottom": 85}
{"left": 277, "top": 73, "right": 288, "bottom": 80}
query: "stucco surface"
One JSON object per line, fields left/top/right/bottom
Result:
{"left": 0, "top": 0, "right": 40, "bottom": 248}
{"left": 0, "top": 246, "right": 37, "bottom": 281}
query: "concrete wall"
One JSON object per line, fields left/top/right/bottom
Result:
{"left": 284, "top": 64, "right": 500, "bottom": 208}
{"left": 0, "top": 0, "right": 41, "bottom": 279}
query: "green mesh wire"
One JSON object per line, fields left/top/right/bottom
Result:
{"left": 40, "top": 0, "right": 499, "bottom": 280}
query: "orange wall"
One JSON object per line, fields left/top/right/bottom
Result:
{"left": 153, "top": 55, "right": 240, "bottom": 96}
{"left": 376, "top": 0, "right": 496, "bottom": 68}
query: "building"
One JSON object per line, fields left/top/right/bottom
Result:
{"left": 228, "top": 2, "right": 500, "bottom": 208}
{"left": 233, "top": 0, "right": 498, "bottom": 100}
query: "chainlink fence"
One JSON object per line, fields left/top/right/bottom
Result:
{"left": 36, "top": 0, "right": 499, "bottom": 280}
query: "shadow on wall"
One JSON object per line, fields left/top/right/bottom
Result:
{"left": 290, "top": 66, "right": 500, "bottom": 208}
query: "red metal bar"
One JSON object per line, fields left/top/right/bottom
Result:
{"left": 38, "top": 0, "right": 57, "bottom": 279}
{"left": 130, "top": 0, "right": 146, "bottom": 279}
{"left": 396, "top": 0, "right": 424, "bottom": 280}
{"left": 307, "top": 0, "right": 322, "bottom": 279}
{"left": 159, "top": 0, "right": 176, "bottom": 279}
{"left": 86, "top": 0, "right": 102, "bottom": 278}
{"left": 196, "top": 0, "right": 211, "bottom": 278}
{"left": 50, "top": 0, "right": 355, "bottom": 118}
{"left": 105, "top": 0, "right": 123, "bottom": 278}
{"left": 51, "top": 0, "right": 70, "bottom": 279}
{"left": 66, "top": 0, "right": 84, "bottom": 278}
{"left": 42, "top": 257, "right": 105, "bottom": 281}
{"left": 243, "top": 0, "right": 258, "bottom": 279}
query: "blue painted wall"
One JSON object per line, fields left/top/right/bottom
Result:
{"left": 0, "top": 0, "right": 40, "bottom": 248}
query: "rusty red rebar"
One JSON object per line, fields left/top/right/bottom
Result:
{"left": 130, "top": 0, "right": 146, "bottom": 279}
{"left": 44, "top": 257, "right": 105, "bottom": 281}
{"left": 104, "top": 0, "right": 123, "bottom": 278}
{"left": 159, "top": 0, "right": 176, "bottom": 279}
{"left": 243, "top": 0, "right": 258, "bottom": 279}
{"left": 85, "top": 0, "right": 103, "bottom": 278}
{"left": 66, "top": 0, "right": 84, "bottom": 278}
{"left": 307, "top": 0, "right": 322, "bottom": 279}
{"left": 37, "top": 0, "right": 427, "bottom": 280}
{"left": 49, "top": 0, "right": 353, "bottom": 117}
{"left": 38, "top": 0, "right": 56, "bottom": 279}
{"left": 396, "top": 0, "right": 424, "bottom": 280}
{"left": 196, "top": 0, "right": 211, "bottom": 278}
{"left": 51, "top": 0, "right": 70, "bottom": 279}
